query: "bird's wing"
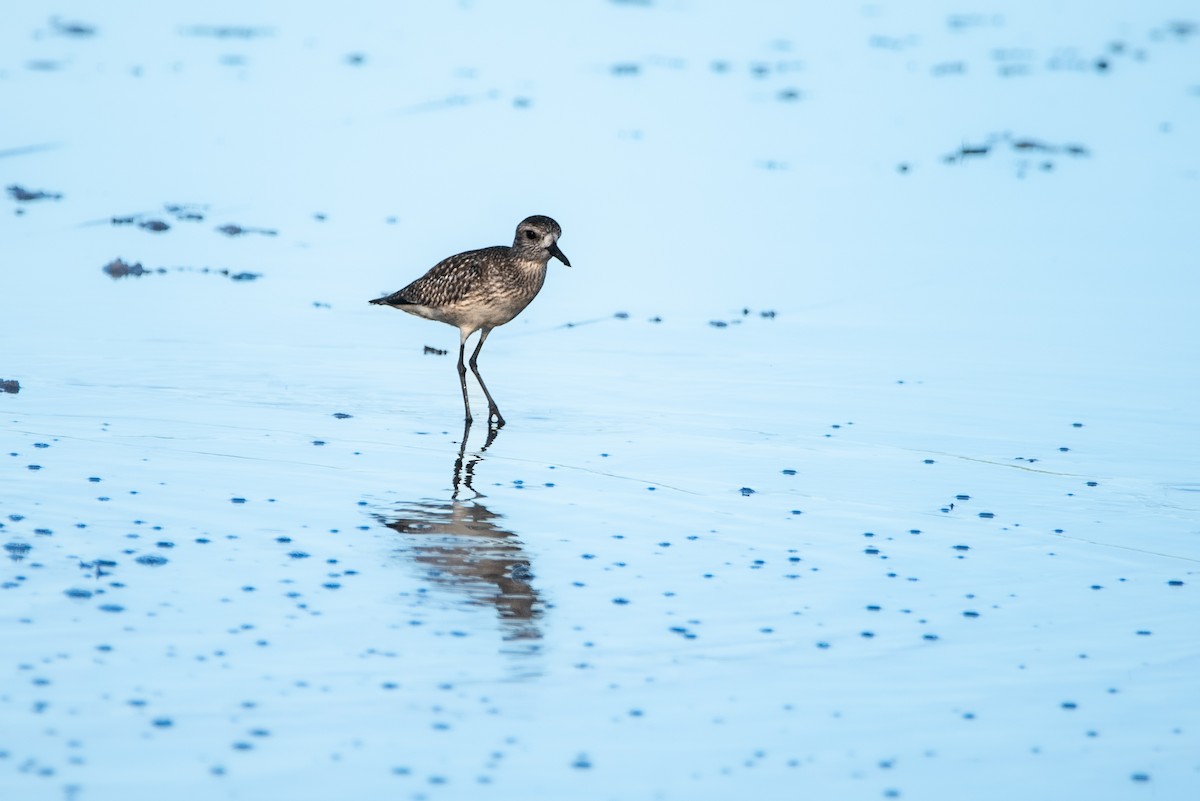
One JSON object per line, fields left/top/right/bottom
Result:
{"left": 375, "top": 247, "right": 500, "bottom": 307}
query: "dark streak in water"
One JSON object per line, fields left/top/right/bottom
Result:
{"left": 0, "top": 143, "right": 63, "bottom": 160}
{"left": 50, "top": 17, "right": 98, "bottom": 37}
{"left": 393, "top": 91, "right": 501, "bottom": 116}
{"left": 180, "top": 25, "right": 275, "bottom": 39}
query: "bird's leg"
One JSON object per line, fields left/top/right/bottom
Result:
{"left": 457, "top": 332, "right": 473, "bottom": 424}
{"left": 468, "top": 327, "right": 505, "bottom": 428}
{"left": 451, "top": 417, "right": 472, "bottom": 500}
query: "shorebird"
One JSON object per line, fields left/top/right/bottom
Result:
{"left": 369, "top": 215, "right": 570, "bottom": 427}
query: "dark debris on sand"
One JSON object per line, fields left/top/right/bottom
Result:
{"left": 103, "top": 259, "right": 156, "bottom": 278}
{"left": 216, "top": 223, "right": 278, "bottom": 237}
{"left": 1, "top": 379, "right": 20, "bottom": 395}
{"left": 709, "top": 309, "right": 779, "bottom": 328}
{"left": 7, "top": 184, "right": 63, "bottom": 202}
{"left": 112, "top": 215, "right": 171, "bottom": 233}
{"left": 103, "top": 258, "right": 261, "bottom": 282}
{"left": 166, "top": 203, "right": 206, "bottom": 222}
{"left": 934, "top": 133, "right": 1090, "bottom": 176}
{"left": 109, "top": 204, "right": 207, "bottom": 230}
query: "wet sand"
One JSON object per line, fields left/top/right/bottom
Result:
{"left": 2, "top": 3, "right": 1199, "bottom": 800}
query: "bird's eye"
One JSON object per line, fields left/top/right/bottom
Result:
{"left": 524, "top": 230, "right": 538, "bottom": 240}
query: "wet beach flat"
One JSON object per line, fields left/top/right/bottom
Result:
{"left": 2, "top": 3, "right": 1199, "bottom": 800}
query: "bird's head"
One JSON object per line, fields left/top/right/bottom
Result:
{"left": 515, "top": 215, "right": 570, "bottom": 267}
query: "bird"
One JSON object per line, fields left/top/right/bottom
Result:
{"left": 369, "top": 215, "right": 570, "bottom": 427}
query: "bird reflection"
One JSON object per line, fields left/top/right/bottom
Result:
{"left": 375, "top": 420, "right": 542, "bottom": 643}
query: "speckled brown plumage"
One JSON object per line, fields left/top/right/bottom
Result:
{"left": 369, "top": 215, "right": 570, "bottom": 427}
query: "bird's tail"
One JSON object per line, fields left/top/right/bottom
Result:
{"left": 369, "top": 292, "right": 410, "bottom": 306}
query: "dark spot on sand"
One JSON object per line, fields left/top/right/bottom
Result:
{"left": 423, "top": 346, "right": 448, "bottom": 356}
{"left": 5, "top": 542, "right": 32, "bottom": 560}
{"left": 1, "top": 380, "right": 19, "bottom": 394}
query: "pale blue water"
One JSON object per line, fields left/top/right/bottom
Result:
{"left": 3, "top": 3, "right": 1199, "bottom": 800}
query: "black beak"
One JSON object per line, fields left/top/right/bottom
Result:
{"left": 549, "top": 241, "right": 571, "bottom": 267}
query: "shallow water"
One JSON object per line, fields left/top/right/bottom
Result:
{"left": 3, "top": 2, "right": 1199, "bottom": 800}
